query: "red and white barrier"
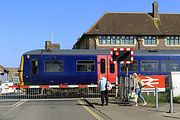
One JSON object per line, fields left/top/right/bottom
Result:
{"left": 8, "top": 84, "right": 123, "bottom": 89}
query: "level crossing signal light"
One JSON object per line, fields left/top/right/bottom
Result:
{"left": 110, "top": 48, "right": 134, "bottom": 64}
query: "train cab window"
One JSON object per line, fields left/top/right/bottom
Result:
{"left": 141, "top": 60, "right": 158, "bottom": 72}
{"left": 45, "top": 60, "right": 64, "bottom": 72}
{"left": 100, "top": 59, "right": 106, "bottom": 73}
{"left": 31, "top": 60, "right": 38, "bottom": 74}
{"left": 110, "top": 63, "right": 115, "bottom": 73}
{"left": 76, "top": 60, "right": 95, "bottom": 72}
{"left": 120, "top": 61, "right": 138, "bottom": 72}
{"left": 161, "top": 60, "right": 179, "bottom": 72}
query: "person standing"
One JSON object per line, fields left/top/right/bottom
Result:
{"left": 98, "top": 75, "right": 109, "bottom": 106}
{"left": 132, "top": 73, "right": 147, "bottom": 106}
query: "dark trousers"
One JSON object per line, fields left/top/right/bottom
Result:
{"left": 101, "top": 90, "right": 108, "bottom": 105}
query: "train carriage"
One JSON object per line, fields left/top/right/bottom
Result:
{"left": 19, "top": 49, "right": 118, "bottom": 85}
{"left": 19, "top": 49, "right": 180, "bottom": 86}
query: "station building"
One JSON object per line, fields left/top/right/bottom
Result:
{"left": 0, "top": 65, "right": 19, "bottom": 84}
{"left": 73, "top": 2, "right": 180, "bottom": 50}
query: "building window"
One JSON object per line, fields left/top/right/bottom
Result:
{"left": 112, "top": 36, "right": 121, "bottom": 45}
{"left": 130, "top": 36, "right": 134, "bottom": 45}
{"left": 98, "top": 36, "right": 103, "bottom": 45}
{"left": 166, "top": 36, "right": 180, "bottom": 45}
{"left": 98, "top": 36, "right": 134, "bottom": 45}
{"left": 112, "top": 36, "right": 116, "bottom": 45}
{"left": 45, "top": 60, "right": 64, "bottom": 72}
{"left": 122, "top": 36, "right": 134, "bottom": 45}
{"left": 144, "top": 36, "right": 157, "bottom": 45}
{"left": 107, "top": 36, "right": 111, "bottom": 45}
{"left": 117, "top": 36, "right": 121, "bottom": 44}
{"left": 76, "top": 60, "right": 95, "bottom": 72}
{"left": 102, "top": 36, "right": 107, "bottom": 44}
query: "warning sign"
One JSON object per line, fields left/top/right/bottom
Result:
{"left": 139, "top": 75, "right": 166, "bottom": 92}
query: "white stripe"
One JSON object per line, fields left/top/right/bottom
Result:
{"left": 127, "top": 48, "right": 130, "bottom": 51}
{"left": 126, "top": 61, "right": 130, "bottom": 64}
{"left": 114, "top": 48, "right": 117, "bottom": 51}
{"left": 131, "top": 57, "right": 134, "bottom": 61}
{"left": 29, "top": 86, "right": 40, "bottom": 88}
{"left": 87, "top": 85, "right": 98, "bottom": 87}
{"left": 110, "top": 51, "right": 113, "bottom": 55}
{"left": 131, "top": 51, "right": 134, "bottom": 55}
{"left": 120, "top": 61, "right": 124, "bottom": 64}
{"left": 49, "top": 85, "right": 59, "bottom": 88}
{"left": 120, "top": 48, "right": 124, "bottom": 51}
{"left": 142, "top": 88, "right": 165, "bottom": 92}
{"left": 68, "top": 85, "right": 78, "bottom": 88}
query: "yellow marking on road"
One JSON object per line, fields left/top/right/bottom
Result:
{"left": 78, "top": 100, "right": 104, "bottom": 120}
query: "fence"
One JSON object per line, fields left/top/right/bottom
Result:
{"left": 0, "top": 84, "right": 121, "bottom": 100}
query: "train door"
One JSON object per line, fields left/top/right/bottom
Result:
{"left": 29, "top": 59, "right": 39, "bottom": 84}
{"left": 97, "top": 55, "right": 117, "bottom": 83}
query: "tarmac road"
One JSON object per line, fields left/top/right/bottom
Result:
{"left": 0, "top": 99, "right": 109, "bottom": 120}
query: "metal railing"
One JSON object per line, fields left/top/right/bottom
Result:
{"left": 0, "top": 86, "right": 119, "bottom": 100}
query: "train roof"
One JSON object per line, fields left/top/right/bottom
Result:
{"left": 24, "top": 49, "right": 180, "bottom": 56}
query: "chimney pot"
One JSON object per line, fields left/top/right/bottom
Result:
{"left": 152, "top": 1, "right": 158, "bottom": 19}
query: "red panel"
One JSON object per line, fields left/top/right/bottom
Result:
{"left": 97, "top": 55, "right": 107, "bottom": 82}
{"left": 138, "top": 75, "right": 166, "bottom": 89}
{"left": 97, "top": 55, "right": 117, "bottom": 84}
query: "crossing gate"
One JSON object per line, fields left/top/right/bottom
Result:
{"left": 0, "top": 84, "right": 122, "bottom": 100}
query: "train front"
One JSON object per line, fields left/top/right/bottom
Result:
{"left": 19, "top": 54, "right": 25, "bottom": 86}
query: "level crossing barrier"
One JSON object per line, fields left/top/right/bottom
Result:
{"left": 0, "top": 84, "right": 123, "bottom": 100}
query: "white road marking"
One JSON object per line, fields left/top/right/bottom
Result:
{"left": 4, "top": 99, "right": 27, "bottom": 115}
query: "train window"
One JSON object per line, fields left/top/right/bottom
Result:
{"left": 120, "top": 61, "right": 138, "bottom": 72}
{"left": 110, "top": 63, "right": 115, "bottom": 73}
{"left": 76, "top": 60, "right": 95, "bottom": 72}
{"left": 141, "top": 60, "right": 158, "bottom": 72}
{"left": 161, "top": 60, "right": 179, "bottom": 72}
{"left": 45, "top": 60, "right": 64, "bottom": 72}
{"left": 31, "top": 60, "right": 38, "bottom": 74}
{"left": 100, "top": 59, "right": 106, "bottom": 73}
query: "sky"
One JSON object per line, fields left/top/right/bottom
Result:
{"left": 0, "top": 0, "right": 180, "bottom": 68}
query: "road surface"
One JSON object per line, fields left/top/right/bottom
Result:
{"left": 0, "top": 99, "right": 109, "bottom": 120}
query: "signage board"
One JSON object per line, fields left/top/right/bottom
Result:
{"left": 138, "top": 75, "right": 166, "bottom": 92}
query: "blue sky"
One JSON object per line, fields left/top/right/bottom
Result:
{"left": 0, "top": 0, "right": 180, "bottom": 68}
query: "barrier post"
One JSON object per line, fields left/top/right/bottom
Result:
{"left": 115, "top": 77, "right": 118, "bottom": 98}
{"left": 169, "top": 89, "right": 174, "bottom": 113}
{"left": 155, "top": 87, "right": 158, "bottom": 110}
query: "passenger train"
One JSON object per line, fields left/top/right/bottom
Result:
{"left": 19, "top": 49, "right": 180, "bottom": 85}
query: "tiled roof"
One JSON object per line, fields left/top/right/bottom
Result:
{"left": 86, "top": 12, "right": 180, "bottom": 35}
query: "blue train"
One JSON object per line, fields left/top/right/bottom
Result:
{"left": 19, "top": 49, "right": 180, "bottom": 85}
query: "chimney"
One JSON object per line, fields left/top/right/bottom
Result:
{"left": 45, "top": 41, "right": 52, "bottom": 50}
{"left": 152, "top": 1, "right": 158, "bottom": 19}
{"left": 45, "top": 41, "right": 60, "bottom": 50}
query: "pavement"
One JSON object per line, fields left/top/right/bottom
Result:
{"left": 85, "top": 98, "right": 180, "bottom": 120}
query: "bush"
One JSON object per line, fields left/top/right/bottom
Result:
{"left": 174, "top": 96, "right": 180, "bottom": 103}
{"left": 141, "top": 92, "right": 180, "bottom": 104}
{"left": 139, "top": 92, "right": 170, "bottom": 103}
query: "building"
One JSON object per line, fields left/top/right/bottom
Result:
{"left": 0, "top": 65, "right": 19, "bottom": 84}
{"left": 73, "top": 1, "right": 180, "bottom": 50}
{"left": 6, "top": 68, "right": 19, "bottom": 83}
{"left": 45, "top": 41, "right": 60, "bottom": 50}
